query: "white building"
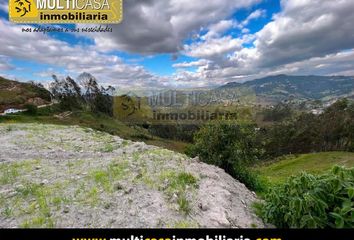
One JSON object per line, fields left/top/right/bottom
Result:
{"left": 310, "top": 109, "right": 324, "bottom": 115}
{"left": 4, "top": 108, "right": 23, "bottom": 114}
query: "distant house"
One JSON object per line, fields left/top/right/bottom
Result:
{"left": 310, "top": 109, "right": 324, "bottom": 115}
{"left": 4, "top": 108, "right": 23, "bottom": 114}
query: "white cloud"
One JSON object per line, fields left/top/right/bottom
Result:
{"left": 181, "top": 8, "right": 265, "bottom": 62}
{"left": 0, "top": 19, "right": 163, "bottom": 87}
{"left": 176, "top": 0, "right": 354, "bottom": 86}
{"left": 0, "top": 55, "right": 13, "bottom": 71}
{"left": 240, "top": 9, "right": 266, "bottom": 27}
{"left": 201, "top": 20, "right": 237, "bottom": 40}
{"left": 173, "top": 59, "right": 210, "bottom": 68}
{"left": 86, "top": 0, "right": 261, "bottom": 54}
{"left": 184, "top": 36, "right": 245, "bottom": 59}
{"left": 2, "top": 0, "right": 354, "bottom": 89}
{"left": 250, "top": 0, "right": 354, "bottom": 67}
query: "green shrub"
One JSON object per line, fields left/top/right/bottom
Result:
{"left": 232, "top": 163, "right": 266, "bottom": 192}
{"left": 261, "top": 166, "right": 354, "bottom": 228}
{"left": 188, "top": 121, "right": 265, "bottom": 191}
{"left": 24, "top": 104, "right": 38, "bottom": 115}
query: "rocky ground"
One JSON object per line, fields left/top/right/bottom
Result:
{"left": 0, "top": 123, "right": 265, "bottom": 228}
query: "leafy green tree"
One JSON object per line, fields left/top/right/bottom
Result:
{"left": 49, "top": 73, "right": 115, "bottom": 116}
{"left": 263, "top": 99, "right": 354, "bottom": 158}
{"left": 24, "top": 103, "right": 38, "bottom": 115}
{"left": 50, "top": 75, "right": 83, "bottom": 110}
{"left": 263, "top": 103, "right": 294, "bottom": 122}
{"left": 189, "top": 121, "right": 265, "bottom": 190}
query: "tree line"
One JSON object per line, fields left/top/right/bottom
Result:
{"left": 49, "top": 73, "right": 115, "bottom": 116}
{"left": 187, "top": 98, "right": 354, "bottom": 190}
{"left": 263, "top": 99, "right": 354, "bottom": 157}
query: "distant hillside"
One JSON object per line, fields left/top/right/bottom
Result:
{"left": 256, "top": 152, "right": 354, "bottom": 184}
{"left": 219, "top": 75, "right": 354, "bottom": 103}
{"left": 0, "top": 76, "right": 51, "bottom": 112}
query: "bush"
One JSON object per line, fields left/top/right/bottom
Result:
{"left": 24, "top": 104, "right": 38, "bottom": 115}
{"left": 261, "top": 166, "right": 354, "bottom": 228}
{"left": 188, "top": 121, "right": 265, "bottom": 191}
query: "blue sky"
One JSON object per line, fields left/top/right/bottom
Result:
{"left": 0, "top": 0, "right": 354, "bottom": 89}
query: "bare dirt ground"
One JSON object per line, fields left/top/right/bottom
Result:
{"left": 0, "top": 123, "right": 265, "bottom": 228}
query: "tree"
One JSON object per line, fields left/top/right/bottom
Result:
{"left": 263, "top": 99, "right": 354, "bottom": 158}
{"left": 188, "top": 121, "right": 265, "bottom": 190}
{"left": 263, "top": 103, "right": 293, "bottom": 122}
{"left": 49, "top": 75, "right": 83, "bottom": 110}
{"left": 49, "top": 73, "right": 115, "bottom": 116}
{"left": 24, "top": 103, "right": 38, "bottom": 115}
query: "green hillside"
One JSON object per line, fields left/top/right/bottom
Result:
{"left": 219, "top": 75, "right": 354, "bottom": 102}
{"left": 0, "top": 76, "right": 51, "bottom": 112}
{"left": 0, "top": 107, "right": 189, "bottom": 153}
{"left": 256, "top": 152, "right": 354, "bottom": 184}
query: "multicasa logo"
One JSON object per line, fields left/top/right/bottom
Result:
{"left": 9, "top": 0, "right": 123, "bottom": 24}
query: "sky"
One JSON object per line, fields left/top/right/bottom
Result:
{"left": 0, "top": 0, "right": 354, "bottom": 89}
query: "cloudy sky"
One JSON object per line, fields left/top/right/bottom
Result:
{"left": 0, "top": 0, "right": 354, "bottom": 89}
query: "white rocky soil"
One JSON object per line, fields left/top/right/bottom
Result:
{"left": 0, "top": 123, "right": 265, "bottom": 228}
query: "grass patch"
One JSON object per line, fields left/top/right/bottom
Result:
{"left": 0, "top": 194, "right": 5, "bottom": 206}
{"left": 0, "top": 160, "right": 41, "bottom": 185}
{"left": 15, "top": 182, "right": 42, "bottom": 197}
{"left": 21, "top": 215, "right": 55, "bottom": 228}
{"left": 160, "top": 171, "right": 198, "bottom": 194}
{"left": 122, "top": 140, "right": 129, "bottom": 147}
{"left": 134, "top": 167, "right": 156, "bottom": 189}
{"left": 90, "top": 170, "right": 110, "bottom": 191}
{"left": 89, "top": 161, "right": 128, "bottom": 192}
{"left": 160, "top": 171, "right": 198, "bottom": 215}
{"left": 2, "top": 206, "right": 14, "bottom": 218}
{"left": 101, "top": 143, "right": 115, "bottom": 153}
{"left": 5, "top": 125, "right": 14, "bottom": 132}
{"left": 177, "top": 193, "right": 191, "bottom": 215}
{"left": 0, "top": 163, "right": 20, "bottom": 185}
{"left": 1, "top": 180, "right": 72, "bottom": 227}
{"left": 15, "top": 182, "right": 55, "bottom": 228}
{"left": 255, "top": 152, "right": 354, "bottom": 185}
{"left": 169, "top": 220, "right": 199, "bottom": 228}
{"left": 83, "top": 186, "right": 99, "bottom": 207}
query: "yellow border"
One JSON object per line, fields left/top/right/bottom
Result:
{"left": 9, "top": 0, "right": 123, "bottom": 24}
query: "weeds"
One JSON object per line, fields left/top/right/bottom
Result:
{"left": 89, "top": 161, "right": 127, "bottom": 192}
{"left": 177, "top": 193, "right": 191, "bottom": 215}
{"left": 14, "top": 182, "right": 55, "bottom": 228}
{"left": 5, "top": 125, "right": 13, "bottom": 132}
{"left": 15, "top": 183, "right": 41, "bottom": 198}
{"left": 160, "top": 171, "right": 198, "bottom": 194}
{"left": 2, "top": 206, "right": 13, "bottom": 218}
{"left": 260, "top": 166, "right": 354, "bottom": 228}
{"left": 160, "top": 171, "right": 198, "bottom": 215}
{"left": 101, "top": 143, "right": 115, "bottom": 153}
{"left": 169, "top": 220, "right": 199, "bottom": 228}
{"left": 86, "top": 186, "right": 99, "bottom": 207}
{"left": 0, "top": 163, "right": 20, "bottom": 185}
{"left": 122, "top": 140, "right": 129, "bottom": 147}
{"left": 21, "top": 215, "right": 55, "bottom": 228}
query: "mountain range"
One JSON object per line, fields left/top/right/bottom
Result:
{"left": 218, "top": 75, "right": 354, "bottom": 103}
